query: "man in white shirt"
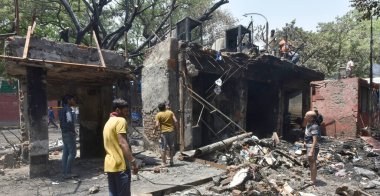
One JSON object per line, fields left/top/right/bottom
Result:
{"left": 346, "top": 59, "right": 355, "bottom": 78}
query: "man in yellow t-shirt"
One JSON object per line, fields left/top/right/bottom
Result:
{"left": 103, "top": 98, "right": 138, "bottom": 196}
{"left": 154, "top": 103, "right": 178, "bottom": 166}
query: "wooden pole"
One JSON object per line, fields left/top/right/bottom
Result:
{"left": 92, "top": 32, "right": 106, "bottom": 67}
{"left": 22, "top": 26, "right": 32, "bottom": 59}
{"left": 182, "top": 132, "right": 253, "bottom": 158}
{"left": 31, "top": 21, "right": 37, "bottom": 35}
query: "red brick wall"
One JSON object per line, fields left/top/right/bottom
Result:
{"left": 0, "top": 93, "right": 59, "bottom": 127}
{"left": 47, "top": 100, "right": 59, "bottom": 119}
{"left": 0, "top": 93, "right": 20, "bottom": 126}
{"left": 311, "top": 78, "right": 359, "bottom": 138}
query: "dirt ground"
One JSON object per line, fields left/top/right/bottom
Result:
{"left": 0, "top": 126, "right": 225, "bottom": 196}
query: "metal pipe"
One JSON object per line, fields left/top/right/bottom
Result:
{"left": 369, "top": 12, "right": 373, "bottom": 130}
{"left": 243, "top": 12, "right": 269, "bottom": 51}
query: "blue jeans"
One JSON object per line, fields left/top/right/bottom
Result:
{"left": 107, "top": 170, "right": 131, "bottom": 196}
{"left": 62, "top": 132, "right": 77, "bottom": 175}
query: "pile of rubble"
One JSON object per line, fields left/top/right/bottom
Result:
{"left": 184, "top": 134, "right": 380, "bottom": 195}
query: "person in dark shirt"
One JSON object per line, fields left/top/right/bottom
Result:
{"left": 59, "top": 94, "right": 77, "bottom": 178}
{"left": 314, "top": 109, "right": 323, "bottom": 126}
{"left": 48, "top": 106, "right": 58, "bottom": 128}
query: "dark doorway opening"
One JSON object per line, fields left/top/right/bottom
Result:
{"left": 246, "top": 81, "right": 278, "bottom": 138}
{"left": 283, "top": 90, "right": 303, "bottom": 142}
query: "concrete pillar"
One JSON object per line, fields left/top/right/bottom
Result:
{"left": 181, "top": 49, "right": 193, "bottom": 150}
{"left": 26, "top": 67, "right": 48, "bottom": 178}
{"left": 79, "top": 86, "right": 112, "bottom": 158}
{"left": 18, "top": 78, "right": 29, "bottom": 162}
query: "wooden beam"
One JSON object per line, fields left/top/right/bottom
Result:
{"left": 0, "top": 55, "right": 131, "bottom": 75}
{"left": 31, "top": 21, "right": 36, "bottom": 35}
{"left": 22, "top": 26, "right": 32, "bottom": 59}
{"left": 92, "top": 32, "right": 106, "bottom": 67}
{"left": 0, "top": 32, "right": 17, "bottom": 38}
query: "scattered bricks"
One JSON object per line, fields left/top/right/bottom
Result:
{"left": 281, "top": 182, "right": 294, "bottom": 195}
{"left": 1, "top": 152, "right": 17, "bottom": 169}
{"left": 245, "top": 180, "right": 255, "bottom": 191}
{"left": 212, "top": 175, "right": 222, "bottom": 186}
{"left": 153, "top": 167, "right": 161, "bottom": 173}
{"left": 88, "top": 185, "right": 100, "bottom": 194}
{"left": 335, "top": 185, "right": 349, "bottom": 195}
{"left": 227, "top": 165, "right": 239, "bottom": 175}
{"left": 180, "top": 189, "right": 201, "bottom": 196}
{"left": 232, "top": 189, "right": 242, "bottom": 196}
{"left": 209, "top": 185, "right": 229, "bottom": 194}
{"left": 220, "top": 176, "right": 232, "bottom": 186}
{"left": 160, "top": 168, "right": 168, "bottom": 173}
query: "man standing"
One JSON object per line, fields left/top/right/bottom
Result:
{"left": 346, "top": 59, "right": 355, "bottom": 78}
{"left": 48, "top": 106, "right": 59, "bottom": 128}
{"left": 154, "top": 103, "right": 178, "bottom": 166}
{"left": 303, "top": 111, "right": 321, "bottom": 186}
{"left": 104, "top": 98, "right": 138, "bottom": 196}
{"left": 59, "top": 94, "right": 77, "bottom": 178}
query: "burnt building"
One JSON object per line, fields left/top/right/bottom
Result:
{"left": 141, "top": 36, "right": 324, "bottom": 150}
{"left": 1, "top": 36, "right": 134, "bottom": 177}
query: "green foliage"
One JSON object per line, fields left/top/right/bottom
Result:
{"left": 271, "top": 11, "right": 378, "bottom": 79}
{"left": 350, "top": 0, "right": 380, "bottom": 20}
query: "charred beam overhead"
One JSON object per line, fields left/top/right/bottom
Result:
{"left": 185, "top": 45, "right": 324, "bottom": 83}
{"left": 2, "top": 36, "right": 134, "bottom": 86}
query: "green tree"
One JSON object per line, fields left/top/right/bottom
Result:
{"left": 350, "top": 0, "right": 380, "bottom": 19}
{"left": 0, "top": 0, "right": 233, "bottom": 76}
{"left": 272, "top": 11, "right": 378, "bottom": 79}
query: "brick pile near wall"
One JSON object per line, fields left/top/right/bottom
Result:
{"left": 142, "top": 113, "right": 160, "bottom": 142}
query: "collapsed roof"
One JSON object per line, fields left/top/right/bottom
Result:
{"left": 2, "top": 36, "right": 134, "bottom": 87}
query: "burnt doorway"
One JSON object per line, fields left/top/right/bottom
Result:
{"left": 192, "top": 73, "right": 241, "bottom": 147}
{"left": 283, "top": 90, "right": 303, "bottom": 141}
{"left": 246, "top": 81, "right": 278, "bottom": 138}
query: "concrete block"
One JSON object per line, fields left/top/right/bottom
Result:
{"left": 232, "top": 189, "right": 242, "bottom": 196}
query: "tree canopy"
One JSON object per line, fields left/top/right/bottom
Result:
{"left": 0, "top": 0, "right": 378, "bottom": 79}
{"left": 0, "top": 0, "right": 235, "bottom": 76}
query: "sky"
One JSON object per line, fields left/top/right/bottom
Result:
{"left": 222, "top": 0, "right": 353, "bottom": 32}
